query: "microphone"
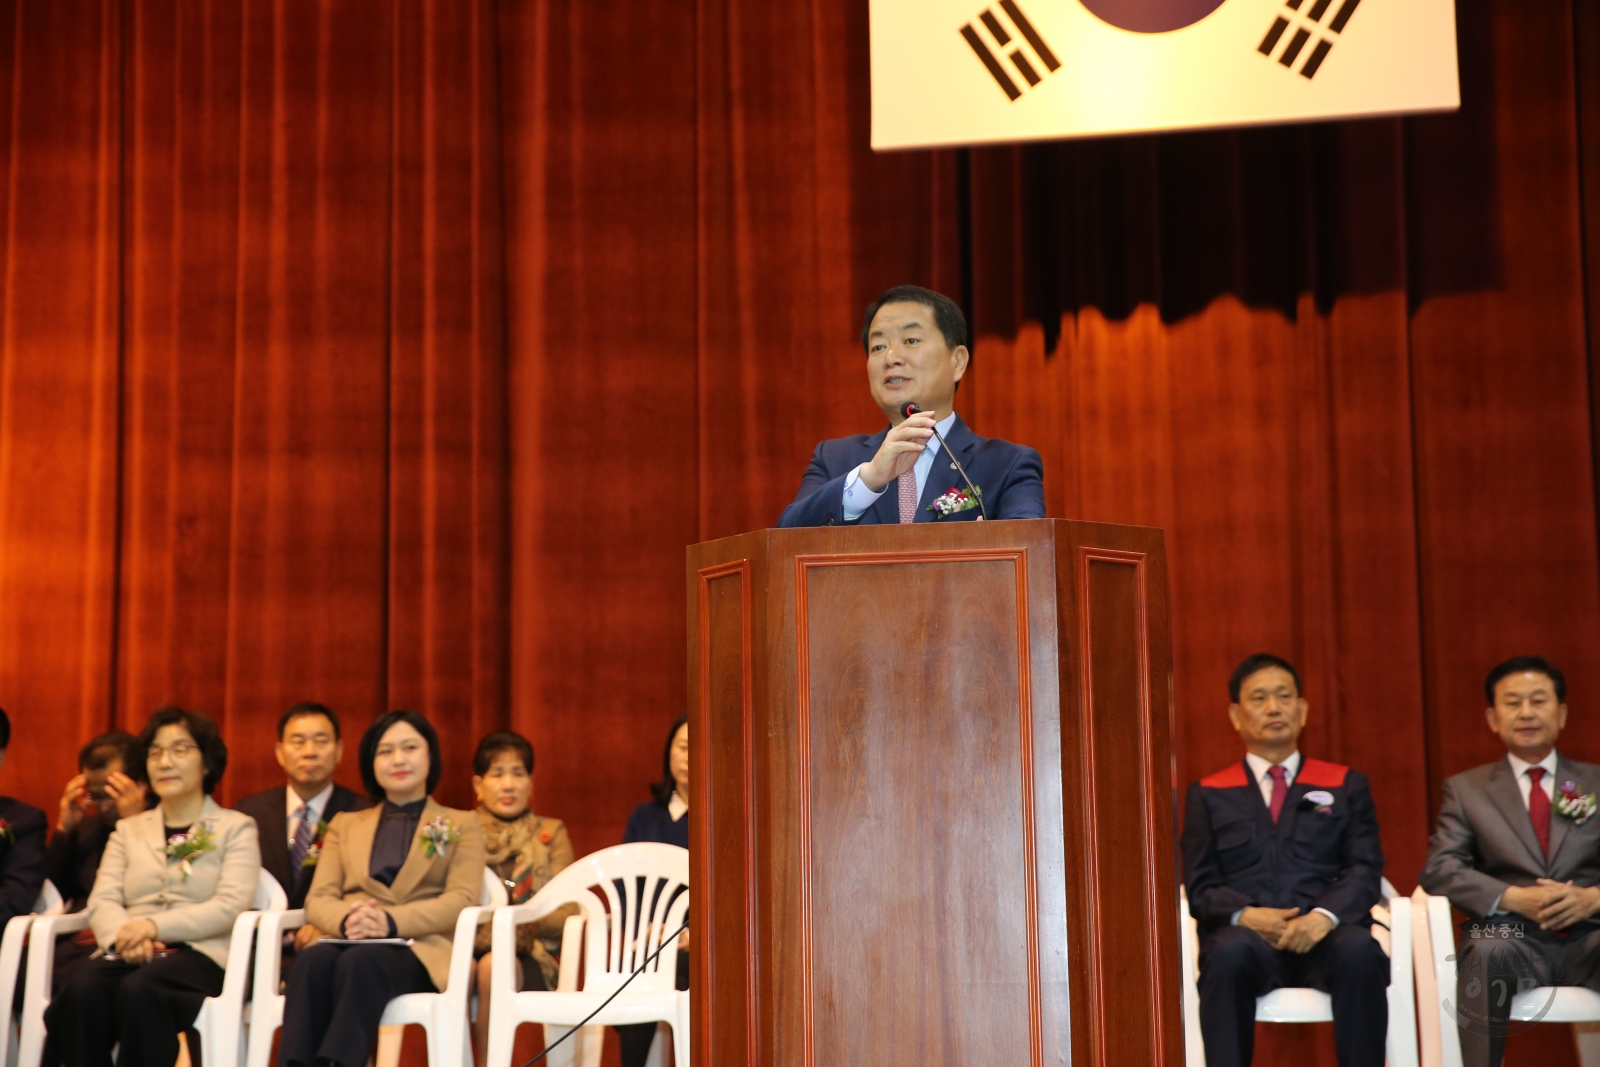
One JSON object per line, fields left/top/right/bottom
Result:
{"left": 903, "top": 403, "right": 987, "bottom": 521}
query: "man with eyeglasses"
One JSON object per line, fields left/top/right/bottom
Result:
{"left": 235, "top": 703, "right": 370, "bottom": 952}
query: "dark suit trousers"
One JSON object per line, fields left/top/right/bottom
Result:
{"left": 43, "top": 948, "right": 225, "bottom": 1067}
{"left": 1454, "top": 920, "right": 1600, "bottom": 1067}
{"left": 278, "top": 942, "right": 435, "bottom": 1067}
{"left": 1198, "top": 924, "right": 1389, "bottom": 1067}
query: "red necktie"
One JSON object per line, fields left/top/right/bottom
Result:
{"left": 897, "top": 470, "right": 917, "bottom": 524}
{"left": 1528, "top": 767, "right": 1551, "bottom": 856}
{"left": 1267, "top": 765, "right": 1288, "bottom": 823}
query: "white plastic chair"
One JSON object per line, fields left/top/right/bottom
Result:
{"left": 1421, "top": 892, "right": 1600, "bottom": 1067}
{"left": 484, "top": 843, "right": 690, "bottom": 1067}
{"left": 246, "top": 867, "right": 499, "bottom": 1067}
{"left": 0, "top": 881, "right": 65, "bottom": 1066}
{"left": 195, "top": 869, "right": 287, "bottom": 1067}
{"left": 15, "top": 868, "right": 282, "bottom": 1067}
{"left": 1180, "top": 877, "right": 1418, "bottom": 1067}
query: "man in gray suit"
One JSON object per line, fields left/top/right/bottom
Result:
{"left": 1420, "top": 656, "right": 1600, "bottom": 1067}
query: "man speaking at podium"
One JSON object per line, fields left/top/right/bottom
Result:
{"left": 777, "top": 285, "right": 1044, "bottom": 527}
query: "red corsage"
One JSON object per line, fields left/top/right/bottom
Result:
{"left": 539, "top": 829, "right": 553, "bottom": 845}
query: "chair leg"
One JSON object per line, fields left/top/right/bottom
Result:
{"left": 1575, "top": 1021, "right": 1600, "bottom": 1067}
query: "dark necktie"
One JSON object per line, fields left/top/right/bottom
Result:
{"left": 897, "top": 470, "right": 917, "bottom": 523}
{"left": 1528, "top": 767, "right": 1551, "bottom": 856}
{"left": 290, "top": 803, "right": 316, "bottom": 872}
{"left": 1267, "top": 765, "right": 1288, "bottom": 823}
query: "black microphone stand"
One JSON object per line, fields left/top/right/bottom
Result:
{"left": 904, "top": 403, "right": 988, "bottom": 521}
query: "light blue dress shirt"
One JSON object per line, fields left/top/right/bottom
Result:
{"left": 841, "top": 411, "right": 958, "bottom": 521}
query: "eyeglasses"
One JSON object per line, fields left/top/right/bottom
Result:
{"left": 146, "top": 742, "right": 200, "bottom": 762}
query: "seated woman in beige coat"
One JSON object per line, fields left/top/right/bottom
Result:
{"left": 44, "top": 707, "right": 261, "bottom": 1067}
{"left": 279, "top": 710, "right": 485, "bottom": 1067}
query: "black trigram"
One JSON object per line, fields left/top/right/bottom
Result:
{"left": 961, "top": 0, "right": 1060, "bottom": 102}
{"left": 1259, "top": 0, "right": 1362, "bottom": 80}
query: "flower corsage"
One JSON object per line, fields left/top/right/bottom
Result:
{"left": 299, "top": 818, "right": 332, "bottom": 869}
{"left": 0, "top": 819, "right": 14, "bottom": 846}
{"left": 927, "top": 484, "right": 983, "bottom": 517}
{"left": 420, "top": 815, "right": 461, "bottom": 858}
{"left": 165, "top": 822, "right": 216, "bottom": 879}
{"left": 1556, "top": 781, "right": 1597, "bottom": 825}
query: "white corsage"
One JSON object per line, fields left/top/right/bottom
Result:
{"left": 1304, "top": 789, "right": 1335, "bottom": 814}
{"left": 927, "top": 485, "right": 982, "bottom": 517}
{"left": 164, "top": 822, "right": 216, "bottom": 880}
{"left": 420, "top": 816, "right": 461, "bottom": 858}
{"left": 1556, "top": 782, "right": 1597, "bottom": 825}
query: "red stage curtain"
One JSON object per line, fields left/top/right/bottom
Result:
{"left": 0, "top": 2, "right": 1594, "bottom": 1064}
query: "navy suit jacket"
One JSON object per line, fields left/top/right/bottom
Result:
{"left": 1181, "top": 758, "right": 1384, "bottom": 938}
{"left": 777, "top": 414, "right": 1044, "bottom": 528}
{"left": 0, "top": 797, "right": 46, "bottom": 927}
{"left": 234, "top": 783, "right": 372, "bottom": 909}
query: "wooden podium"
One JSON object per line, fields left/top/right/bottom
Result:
{"left": 686, "top": 519, "right": 1181, "bottom": 1067}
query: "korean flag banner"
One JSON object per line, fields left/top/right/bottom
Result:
{"left": 869, "top": 0, "right": 1459, "bottom": 149}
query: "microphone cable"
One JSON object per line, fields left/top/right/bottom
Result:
{"left": 516, "top": 918, "right": 691, "bottom": 1067}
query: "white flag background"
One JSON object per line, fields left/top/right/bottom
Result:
{"left": 870, "top": 0, "right": 1459, "bottom": 150}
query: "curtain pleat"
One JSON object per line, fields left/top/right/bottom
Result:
{"left": 0, "top": 9, "right": 1594, "bottom": 1065}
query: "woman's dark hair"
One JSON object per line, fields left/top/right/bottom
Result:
{"left": 79, "top": 730, "right": 142, "bottom": 777}
{"left": 359, "top": 710, "right": 443, "bottom": 801}
{"left": 136, "top": 707, "right": 228, "bottom": 795}
{"left": 650, "top": 715, "right": 689, "bottom": 806}
{"left": 473, "top": 731, "right": 534, "bottom": 776}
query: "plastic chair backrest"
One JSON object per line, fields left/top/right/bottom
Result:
{"left": 529, "top": 843, "right": 689, "bottom": 996}
{"left": 34, "top": 881, "right": 63, "bottom": 916}
{"left": 485, "top": 867, "right": 507, "bottom": 908}
{"left": 256, "top": 868, "right": 288, "bottom": 912}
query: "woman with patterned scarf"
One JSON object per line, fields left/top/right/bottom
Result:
{"left": 470, "top": 731, "right": 577, "bottom": 1060}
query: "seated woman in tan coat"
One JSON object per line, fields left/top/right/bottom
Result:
{"left": 44, "top": 707, "right": 261, "bottom": 1067}
{"left": 279, "top": 710, "right": 485, "bottom": 1067}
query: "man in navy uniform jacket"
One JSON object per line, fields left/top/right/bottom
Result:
{"left": 0, "top": 707, "right": 48, "bottom": 931}
{"left": 778, "top": 285, "right": 1044, "bottom": 528}
{"left": 1182, "top": 653, "right": 1388, "bottom": 1067}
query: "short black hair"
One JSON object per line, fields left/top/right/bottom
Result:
{"left": 277, "top": 701, "right": 341, "bottom": 740}
{"left": 1485, "top": 656, "right": 1567, "bottom": 705}
{"left": 137, "top": 707, "right": 229, "bottom": 795}
{"left": 860, "top": 285, "right": 968, "bottom": 352}
{"left": 651, "top": 714, "right": 689, "bottom": 807}
{"left": 0, "top": 707, "right": 11, "bottom": 750}
{"left": 473, "top": 731, "right": 534, "bottom": 776}
{"left": 79, "top": 730, "right": 140, "bottom": 774}
{"left": 1228, "top": 653, "right": 1302, "bottom": 703}
{"left": 358, "top": 710, "right": 443, "bottom": 801}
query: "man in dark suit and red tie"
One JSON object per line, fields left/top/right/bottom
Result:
{"left": 1182, "top": 653, "right": 1389, "bottom": 1067}
{"left": 777, "top": 285, "right": 1044, "bottom": 528}
{"left": 1420, "top": 656, "right": 1600, "bottom": 1067}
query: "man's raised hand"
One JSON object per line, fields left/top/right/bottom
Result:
{"left": 105, "top": 771, "right": 147, "bottom": 819}
{"left": 858, "top": 411, "right": 936, "bottom": 492}
{"left": 57, "top": 774, "right": 88, "bottom": 832}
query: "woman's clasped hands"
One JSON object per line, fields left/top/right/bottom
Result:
{"left": 342, "top": 897, "right": 392, "bottom": 940}
{"left": 111, "top": 918, "right": 164, "bottom": 964}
